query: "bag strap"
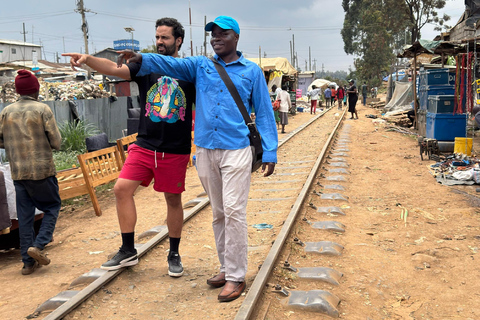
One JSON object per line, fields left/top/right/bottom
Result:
{"left": 210, "top": 57, "right": 252, "bottom": 125}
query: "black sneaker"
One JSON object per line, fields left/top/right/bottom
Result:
{"left": 101, "top": 248, "right": 138, "bottom": 270}
{"left": 167, "top": 251, "right": 184, "bottom": 277}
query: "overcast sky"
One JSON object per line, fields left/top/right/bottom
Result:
{"left": 0, "top": 0, "right": 466, "bottom": 72}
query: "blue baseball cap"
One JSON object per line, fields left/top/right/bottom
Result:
{"left": 205, "top": 16, "right": 240, "bottom": 34}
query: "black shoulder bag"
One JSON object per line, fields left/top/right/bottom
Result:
{"left": 210, "top": 58, "right": 263, "bottom": 172}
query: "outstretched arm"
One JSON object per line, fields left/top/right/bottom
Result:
{"left": 62, "top": 52, "right": 131, "bottom": 80}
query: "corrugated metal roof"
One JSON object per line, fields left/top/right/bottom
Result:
{"left": 0, "top": 39, "right": 41, "bottom": 47}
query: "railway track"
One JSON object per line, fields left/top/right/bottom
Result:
{"left": 32, "top": 106, "right": 347, "bottom": 320}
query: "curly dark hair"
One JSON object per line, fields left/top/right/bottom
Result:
{"left": 155, "top": 18, "right": 185, "bottom": 50}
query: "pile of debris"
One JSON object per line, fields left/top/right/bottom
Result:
{"left": 0, "top": 82, "right": 17, "bottom": 103}
{"left": 369, "top": 101, "right": 385, "bottom": 109}
{"left": 381, "top": 110, "right": 412, "bottom": 127}
{"left": 429, "top": 155, "right": 480, "bottom": 186}
{"left": 1, "top": 80, "right": 115, "bottom": 103}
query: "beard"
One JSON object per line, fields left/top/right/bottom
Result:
{"left": 157, "top": 42, "right": 176, "bottom": 56}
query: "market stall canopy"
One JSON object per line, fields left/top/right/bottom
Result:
{"left": 397, "top": 39, "right": 461, "bottom": 58}
{"left": 247, "top": 57, "right": 297, "bottom": 76}
{"left": 307, "top": 79, "right": 331, "bottom": 91}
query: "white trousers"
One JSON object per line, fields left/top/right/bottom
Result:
{"left": 196, "top": 146, "right": 252, "bottom": 282}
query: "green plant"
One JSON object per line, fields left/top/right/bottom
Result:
{"left": 53, "top": 150, "right": 79, "bottom": 171}
{"left": 59, "top": 120, "right": 100, "bottom": 153}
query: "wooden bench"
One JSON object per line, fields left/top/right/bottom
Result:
{"left": 76, "top": 146, "right": 123, "bottom": 216}
{"left": 57, "top": 166, "right": 88, "bottom": 202}
{"left": 56, "top": 146, "right": 123, "bottom": 217}
{"left": 116, "top": 133, "right": 138, "bottom": 164}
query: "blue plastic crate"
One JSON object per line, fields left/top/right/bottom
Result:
{"left": 425, "top": 69, "right": 450, "bottom": 85}
{"left": 426, "top": 112, "right": 467, "bottom": 141}
{"left": 418, "top": 85, "right": 455, "bottom": 110}
{"left": 427, "top": 95, "right": 455, "bottom": 113}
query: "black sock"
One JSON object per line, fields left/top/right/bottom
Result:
{"left": 121, "top": 232, "right": 135, "bottom": 253}
{"left": 169, "top": 237, "right": 181, "bottom": 253}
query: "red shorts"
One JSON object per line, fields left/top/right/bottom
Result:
{"left": 119, "top": 144, "right": 190, "bottom": 194}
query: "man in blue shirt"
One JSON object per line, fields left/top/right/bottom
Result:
{"left": 117, "top": 15, "right": 277, "bottom": 302}
{"left": 324, "top": 87, "right": 332, "bottom": 107}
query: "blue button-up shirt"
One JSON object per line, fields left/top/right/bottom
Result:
{"left": 324, "top": 88, "right": 332, "bottom": 98}
{"left": 137, "top": 52, "right": 278, "bottom": 163}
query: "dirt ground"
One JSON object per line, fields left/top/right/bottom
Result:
{"left": 1, "top": 95, "right": 480, "bottom": 319}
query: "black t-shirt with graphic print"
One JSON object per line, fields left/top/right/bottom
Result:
{"left": 128, "top": 62, "right": 195, "bottom": 155}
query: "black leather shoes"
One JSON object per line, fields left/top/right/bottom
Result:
{"left": 218, "top": 281, "right": 246, "bottom": 302}
{"left": 207, "top": 272, "right": 226, "bottom": 287}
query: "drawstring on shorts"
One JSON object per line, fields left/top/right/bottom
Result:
{"left": 154, "top": 151, "right": 165, "bottom": 169}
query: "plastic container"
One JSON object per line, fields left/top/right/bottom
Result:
{"left": 297, "top": 107, "right": 304, "bottom": 112}
{"left": 427, "top": 95, "right": 455, "bottom": 113}
{"left": 418, "top": 85, "right": 455, "bottom": 110}
{"left": 425, "top": 69, "right": 450, "bottom": 85}
{"left": 426, "top": 112, "right": 467, "bottom": 141}
{"left": 454, "top": 137, "right": 473, "bottom": 156}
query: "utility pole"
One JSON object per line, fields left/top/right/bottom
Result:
{"left": 31, "top": 25, "right": 34, "bottom": 44}
{"left": 309, "top": 47, "right": 311, "bottom": 71}
{"left": 189, "top": 0, "right": 193, "bottom": 56}
{"left": 305, "top": 60, "right": 307, "bottom": 72}
{"left": 313, "top": 59, "right": 317, "bottom": 73}
{"left": 21, "top": 22, "right": 28, "bottom": 65}
{"left": 259, "top": 46, "right": 262, "bottom": 69}
{"left": 75, "top": 0, "right": 90, "bottom": 55}
{"left": 289, "top": 41, "right": 293, "bottom": 66}
{"left": 292, "top": 34, "right": 295, "bottom": 68}
{"left": 204, "top": 16, "right": 207, "bottom": 56}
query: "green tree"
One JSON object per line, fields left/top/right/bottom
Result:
{"left": 342, "top": 0, "right": 406, "bottom": 84}
{"left": 404, "top": 0, "right": 450, "bottom": 42}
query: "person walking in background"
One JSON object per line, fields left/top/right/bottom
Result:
{"left": 276, "top": 85, "right": 291, "bottom": 133}
{"left": 337, "top": 85, "right": 345, "bottom": 110}
{"left": 270, "top": 85, "right": 281, "bottom": 130}
{"left": 361, "top": 81, "right": 368, "bottom": 105}
{"left": 331, "top": 86, "right": 336, "bottom": 107}
{"left": 347, "top": 79, "right": 359, "bottom": 120}
{"left": 64, "top": 17, "right": 195, "bottom": 278}
{"left": 272, "top": 84, "right": 282, "bottom": 97}
{"left": 324, "top": 86, "right": 332, "bottom": 107}
{"left": 307, "top": 85, "right": 321, "bottom": 114}
{"left": 0, "top": 70, "right": 62, "bottom": 275}
{"left": 113, "top": 15, "right": 278, "bottom": 302}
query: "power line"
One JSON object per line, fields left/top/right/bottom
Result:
{"left": 0, "top": 11, "right": 74, "bottom": 25}
{"left": 91, "top": 11, "right": 342, "bottom": 32}
{"left": 0, "top": 10, "right": 73, "bottom": 20}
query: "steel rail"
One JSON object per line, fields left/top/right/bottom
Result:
{"left": 235, "top": 108, "right": 346, "bottom": 320}
{"left": 44, "top": 199, "right": 209, "bottom": 320}
{"left": 42, "top": 107, "right": 338, "bottom": 320}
